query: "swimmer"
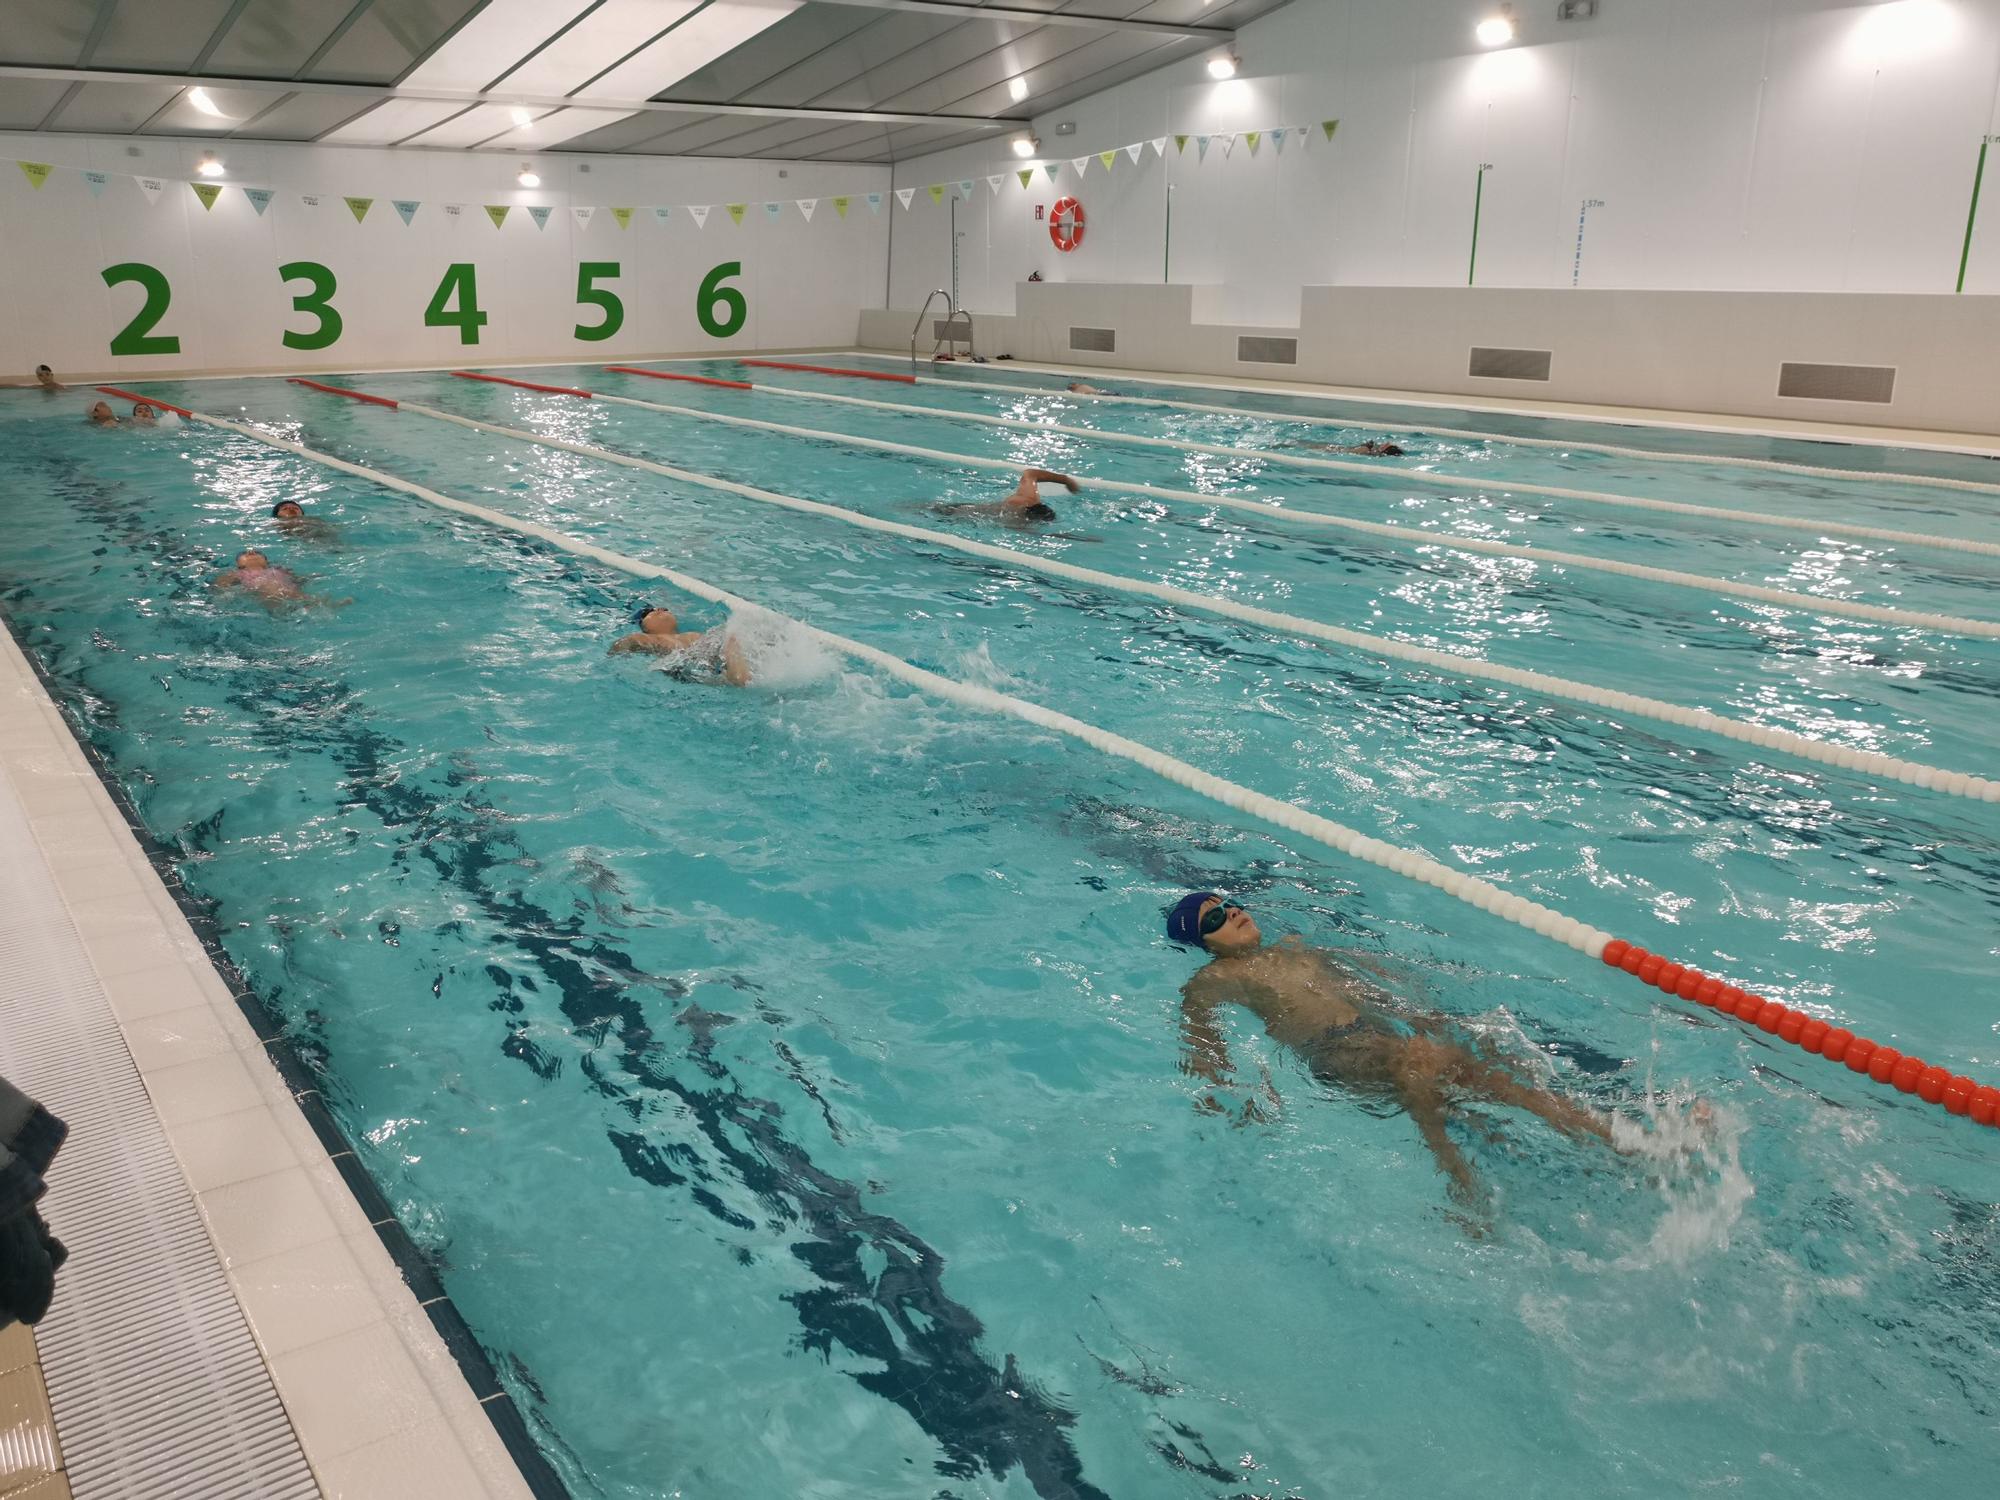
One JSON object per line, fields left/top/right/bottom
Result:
{"left": 931, "top": 467, "right": 1079, "bottom": 527}
{"left": 35, "top": 365, "right": 63, "bottom": 393}
{"left": 609, "top": 605, "right": 751, "bottom": 687}
{"left": 131, "top": 402, "right": 158, "bottom": 426}
{"left": 1168, "top": 892, "right": 1620, "bottom": 1214}
{"left": 1066, "top": 381, "right": 1110, "bottom": 396}
{"left": 86, "top": 401, "right": 119, "bottom": 428}
{"left": 1285, "top": 439, "right": 1406, "bottom": 457}
{"left": 271, "top": 499, "right": 341, "bottom": 543}
{"left": 210, "top": 549, "right": 344, "bottom": 608}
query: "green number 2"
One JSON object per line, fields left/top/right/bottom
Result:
{"left": 102, "top": 262, "right": 181, "bottom": 356}
{"left": 278, "top": 261, "right": 343, "bottom": 351}
{"left": 574, "top": 262, "right": 623, "bottom": 342}
{"left": 424, "top": 263, "right": 488, "bottom": 345}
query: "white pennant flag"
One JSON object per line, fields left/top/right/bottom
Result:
{"left": 797, "top": 198, "right": 816, "bottom": 221}
{"left": 689, "top": 205, "right": 711, "bottom": 228}
{"left": 652, "top": 206, "right": 671, "bottom": 224}
{"left": 82, "top": 170, "right": 109, "bottom": 198}
{"left": 441, "top": 202, "right": 465, "bottom": 221}
{"left": 573, "top": 206, "right": 595, "bottom": 229}
{"left": 299, "top": 191, "right": 322, "bottom": 209}
{"left": 135, "top": 176, "right": 167, "bottom": 205}
{"left": 1150, "top": 136, "right": 1168, "bottom": 157}
{"left": 1069, "top": 156, "right": 1090, "bottom": 177}
{"left": 895, "top": 187, "right": 915, "bottom": 209}
{"left": 1125, "top": 143, "right": 1143, "bottom": 165}
{"left": 986, "top": 175, "right": 1004, "bottom": 195}
{"left": 1220, "top": 132, "right": 1236, "bottom": 158}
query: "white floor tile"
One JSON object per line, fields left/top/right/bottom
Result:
{"left": 142, "top": 1050, "right": 265, "bottom": 1127}
{"left": 97, "top": 960, "right": 215, "bottom": 1022}
{"left": 198, "top": 1165, "right": 342, "bottom": 1267}
{"left": 120, "top": 1002, "right": 238, "bottom": 1073}
{"left": 229, "top": 1236, "right": 387, "bottom": 1360}
{"left": 314, "top": 1414, "right": 490, "bottom": 1500}
{"left": 269, "top": 1322, "right": 442, "bottom": 1461}
{"left": 164, "top": 1103, "right": 301, "bottom": 1193}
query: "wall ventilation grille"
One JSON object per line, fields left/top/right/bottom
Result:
{"left": 1777, "top": 362, "right": 1896, "bottom": 404}
{"left": 1467, "top": 346, "right": 1553, "bottom": 381}
{"left": 1237, "top": 335, "right": 1299, "bottom": 365}
{"left": 1069, "top": 326, "right": 1116, "bottom": 353}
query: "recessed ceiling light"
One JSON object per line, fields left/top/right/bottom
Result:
{"left": 511, "top": 107, "right": 533, "bottom": 128}
{"left": 1008, "top": 76, "right": 1028, "bottom": 103}
{"left": 1476, "top": 10, "right": 1516, "bottom": 46}
{"left": 1011, "top": 135, "right": 1038, "bottom": 158}
{"left": 196, "top": 152, "right": 225, "bottom": 177}
{"left": 1206, "top": 53, "right": 1239, "bottom": 80}
{"left": 188, "top": 86, "right": 227, "bottom": 118}
{"left": 517, "top": 164, "right": 540, "bottom": 188}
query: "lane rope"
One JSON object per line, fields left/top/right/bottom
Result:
{"left": 288, "top": 379, "right": 1999, "bottom": 802}
{"left": 674, "top": 370, "right": 2000, "bottom": 561}
{"left": 94, "top": 385, "right": 193, "bottom": 418}
{"left": 181, "top": 398, "right": 2000, "bottom": 1128}
{"left": 289, "top": 378, "right": 397, "bottom": 408}
{"left": 566, "top": 376, "right": 2000, "bottom": 639}
{"left": 452, "top": 370, "right": 593, "bottom": 398}
{"left": 605, "top": 365, "right": 751, "bottom": 391}
{"left": 739, "top": 359, "right": 915, "bottom": 384}
{"left": 823, "top": 351, "right": 2000, "bottom": 498}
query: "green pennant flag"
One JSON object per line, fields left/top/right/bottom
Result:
{"left": 927, "top": 183, "right": 944, "bottom": 204}
{"left": 190, "top": 181, "right": 222, "bottom": 211}
{"left": 726, "top": 203, "right": 747, "bottom": 224}
{"left": 1174, "top": 135, "right": 1189, "bottom": 154}
{"left": 344, "top": 195, "right": 372, "bottom": 223}
{"left": 17, "top": 161, "right": 52, "bottom": 189}
{"left": 1017, "top": 168, "right": 1034, "bottom": 189}
{"left": 1098, "top": 150, "right": 1117, "bottom": 171}
{"left": 1245, "top": 131, "right": 1261, "bottom": 156}
{"left": 485, "top": 204, "right": 509, "bottom": 228}
{"left": 611, "top": 206, "right": 633, "bottom": 229}
{"left": 833, "top": 196, "right": 850, "bottom": 218}
{"left": 1321, "top": 119, "right": 1339, "bottom": 142}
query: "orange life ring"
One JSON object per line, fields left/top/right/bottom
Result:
{"left": 1049, "top": 196, "right": 1086, "bottom": 252}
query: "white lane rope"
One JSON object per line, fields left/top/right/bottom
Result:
{"left": 308, "top": 393, "right": 1994, "bottom": 802}
{"left": 576, "top": 383, "right": 2000, "bottom": 640}
{"left": 182, "top": 405, "right": 1629, "bottom": 959}
{"left": 814, "top": 351, "right": 2000, "bottom": 497}
{"left": 652, "top": 371, "right": 2000, "bottom": 561}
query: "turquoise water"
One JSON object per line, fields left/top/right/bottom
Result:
{"left": 2, "top": 365, "right": 1997, "bottom": 1499}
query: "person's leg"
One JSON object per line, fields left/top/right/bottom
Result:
{"left": 1445, "top": 1053, "right": 1612, "bottom": 1145}
{"left": 1398, "top": 1081, "right": 1485, "bottom": 1207}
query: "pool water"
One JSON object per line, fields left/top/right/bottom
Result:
{"left": 2, "top": 363, "right": 1996, "bottom": 1499}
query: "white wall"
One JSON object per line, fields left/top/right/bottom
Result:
{"left": 0, "top": 132, "right": 891, "bottom": 379}
{"left": 889, "top": 0, "right": 2000, "bottom": 325}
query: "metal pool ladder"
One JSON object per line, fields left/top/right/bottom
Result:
{"left": 911, "top": 289, "right": 975, "bottom": 372}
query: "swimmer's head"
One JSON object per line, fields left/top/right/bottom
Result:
{"left": 1021, "top": 502, "right": 1057, "bottom": 523}
{"left": 1167, "top": 891, "right": 1259, "bottom": 956}
{"left": 132, "top": 403, "right": 156, "bottom": 421}
{"left": 1379, "top": 443, "right": 1405, "bottom": 457}
{"left": 635, "top": 605, "right": 678, "bottom": 635}
{"left": 35, "top": 365, "right": 53, "bottom": 380}
{"left": 235, "top": 549, "right": 270, "bottom": 571}
{"left": 87, "top": 401, "right": 115, "bottom": 422}
{"left": 272, "top": 500, "right": 305, "bottom": 520}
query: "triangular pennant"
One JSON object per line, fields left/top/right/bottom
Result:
{"left": 1271, "top": 128, "right": 1287, "bottom": 155}
{"left": 1098, "top": 150, "right": 1117, "bottom": 171}
{"left": 190, "top": 181, "right": 222, "bottom": 211}
{"left": 1125, "top": 143, "right": 1143, "bottom": 165}
{"left": 866, "top": 192, "right": 883, "bottom": 213}
{"left": 484, "top": 204, "right": 509, "bottom": 228}
{"left": 652, "top": 206, "right": 671, "bottom": 224}
{"left": 344, "top": 195, "right": 372, "bottom": 222}
{"left": 764, "top": 201, "right": 782, "bottom": 221}
{"left": 442, "top": 202, "right": 464, "bottom": 220}
{"left": 833, "top": 196, "right": 850, "bottom": 218}
{"left": 1044, "top": 163, "right": 1060, "bottom": 184}
{"left": 16, "top": 162, "right": 52, "bottom": 190}
{"left": 527, "top": 204, "right": 552, "bottom": 230}
{"left": 243, "top": 186, "right": 275, "bottom": 216}
{"left": 689, "top": 205, "right": 710, "bottom": 228}
{"left": 727, "top": 203, "right": 747, "bottom": 224}
{"left": 573, "top": 206, "right": 596, "bottom": 229}
{"left": 986, "top": 175, "right": 1004, "bottom": 195}
{"left": 797, "top": 197, "right": 817, "bottom": 221}
{"left": 1196, "top": 136, "right": 1211, "bottom": 162}
{"left": 136, "top": 176, "right": 167, "bottom": 205}
{"left": 392, "top": 198, "right": 418, "bottom": 224}
{"left": 1220, "top": 133, "right": 1237, "bottom": 158}
{"left": 927, "top": 184, "right": 944, "bottom": 204}
{"left": 1017, "top": 168, "right": 1034, "bottom": 189}
{"left": 1174, "top": 134, "right": 1189, "bottom": 154}
{"left": 83, "top": 170, "right": 109, "bottom": 198}
{"left": 1322, "top": 118, "right": 1339, "bottom": 142}
{"left": 611, "top": 206, "right": 632, "bottom": 229}
{"left": 1070, "top": 156, "right": 1090, "bottom": 177}
{"left": 1294, "top": 123, "right": 1309, "bottom": 150}
{"left": 1150, "top": 136, "right": 1168, "bottom": 157}
{"left": 1244, "top": 131, "right": 1260, "bottom": 156}
{"left": 894, "top": 187, "right": 915, "bottom": 209}
{"left": 957, "top": 179, "right": 974, "bottom": 200}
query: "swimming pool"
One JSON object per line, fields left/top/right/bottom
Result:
{"left": 3, "top": 360, "right": 1996, "bottom": 1498}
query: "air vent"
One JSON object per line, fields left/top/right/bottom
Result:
{"left": 1777, "top": 362, "right": 1895, "bottom": 404}
{"left": 1468, "top": 346, "right": 1552, "bottom": 381}
{"left": 1069, "top": 326, "right": 1116, "bottom": 353}
{"left": 1237, "top": 335, "right": 1298, "bottom": 365}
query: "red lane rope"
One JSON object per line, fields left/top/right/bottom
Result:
{"left": 94, "top": 385, "right": 192, "bottom": 418}
{"left": 1600, "top": 940, "right": 2000, "bottom": 1125}
{"left": 739, "top": 359, "right": 915, "bottom": 385}
{"left": 450, "top": 371, "right": 593, "bottom": 398}
{"left": 604, "top": 365, "right": 752, "bottom": 391}
{"left": 287, "top": 378, "right": 397, "bottom": 408}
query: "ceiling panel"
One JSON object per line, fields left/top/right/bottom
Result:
{"left": 0, "top": 79, "right": 74, "bottom": 131}
{"left": 203, "top": 0, "right": 353, "bottom": 78}
{"left": 4, "top": 1, "right": 96, "bottom": 66}
{"left": 141, "top": 85, "right": 292, "bottom": 135}
{"left": 805, "top": 17, "right": 1037, "bottom": 110}
{"left": 548, "top": 109, "right": 704, "bottom": 154}
{"left": 660, "top": 4, "right": 880, "bottom": 105}
{"left": 91, "top": 0, "right": 240, "bottom": 72}
{"left": 399, "top": 0, "right": 599, "bottom": 90}
{"left": 307, "top": 0, "right": 490, "bottom": 84}
{"left": 405, "top": 101, "right": 636, "bottom": 147}
{"left": 679, "top": 14, "right": 959, "bottom": 109}
{"left": 43, "top": 80, "right": 183, "bottom": 133}
{"left": 232, "top": 91, "right": 381, "bottom": 139}
{"left": 585, "top": 0, "right": 802, "bottom": 101}
{"left": 320, "top": 96, "right": 472, "bottom": 144}
{"left": 494, "top": 0, "right": 703, "bottom": 96}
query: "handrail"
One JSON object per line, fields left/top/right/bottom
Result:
{"left": 911, "top": 288, "right": 951, "bottom": 374}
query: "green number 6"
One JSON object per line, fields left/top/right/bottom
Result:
{"left": 696, "top": 261, "right": 747, "bottom": 339}
{"left": 278, "top": 261, "right": 343, "bottom": 351}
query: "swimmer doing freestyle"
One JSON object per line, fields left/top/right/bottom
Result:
{"left": 610, "top": 605, "right": 752, "bottom": 687}
{"left": 1168, "top": 892, "right": 1630, "bottom": 1216}
{"left": 931, "top": 467, "right": 1079, "bottom": 527}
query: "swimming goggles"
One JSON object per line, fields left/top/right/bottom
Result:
{"left": 1200, "top": 902, "right": 1243, "bottom": 936}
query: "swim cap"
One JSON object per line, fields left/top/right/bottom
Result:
{"left": 271, "top": 501, "right": 300, "bottom": 517}
{"left": 1022, "top": 502, "right": 1057, "bottom": 522}
{"left": 1166, "top": 891, "right": 1220, "bottom": 947}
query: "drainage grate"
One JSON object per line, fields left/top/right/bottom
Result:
{"left": 0, "top": 771, "right": 320, "bottom": 1500}
{"left": 1777, "top": 362, "right": 1896, "bottom": 404}
{"left": 1237, "top": 335, "right": 1298, "bottom": 365}
{"left": 1068, "top": 326, "right": 1116, "bottom": 353}
{"left": 1468, "top": 346, "right": 1553, "bottom": 381}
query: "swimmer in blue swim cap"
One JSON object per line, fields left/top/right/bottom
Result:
{"left": 610, "top": 603, "right": 752, "bottom": 687}
{"left": 1169, "top": 891, "right": 1618, "bottom": 1220}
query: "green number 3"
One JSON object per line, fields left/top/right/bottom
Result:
{"left": 278, "top": 261, "right": 343, "bottom": 351}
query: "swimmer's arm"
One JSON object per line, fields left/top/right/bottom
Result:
{"left": 609, "top": 633, "right": 671, "bottom": 656}
{"left": 721, "top": 635, "right": 751, "bottom": 687}
{"left": 1177, "top": 978, "right": 1235, "bottom": 1086}
{"left": 210, "top": 572, "right": 239, "bottom": 590}
{"left": 1021, "top": 467, "right": 1080, "bottom": 493}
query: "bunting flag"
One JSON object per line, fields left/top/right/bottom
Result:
{"left": 1070, "top": 156, "right": 1090, "bottom": 177}
{"left": 1271, "top": 128, "right": 1287, "bottom": 155}
{"left": 344, "top": 195, "right": 372, "bottom": 222}
{"left": 83, "top": 170, "right": 109, "bottom": 198}
{"left": 925, "top": 184, "right": 943, "bottom": 204}
{"left": 653, "top": 206, "right": 671, "bottom": 224}
{"left": 442, "top": 203, "right": 465, "bottom": 220}
{"left": 986, "top": 175, "right": 1004, "bottom": 195}
{"left": 1043, "top": 163, "right": 1059, "bottom": 184}
{"left": 957, "top": 179, "right": 974, "bottom": 200}
{"left": 1244, "top": 131, "right": 1261, "bottom": 156}
{"left": 894, "top": 187, "right": 915, "bottom": 209}
{"left": 689, "top": 205, "right": 710, "bottom": 228}
{"left": 1174, "top": 134, "right": 1189, "bottom": 154}
{"left": 764, "top": 201, "right": 781, "bottom": 221}
{"left": 527, "top": 204, "right": 552, "bottom": 230}
{"left": 1150, "top": 136, "right": 1168, "bottom": 156}
{"left": 1294, "top": 123, "right": 1309, "bottom": 150}
{"left": 867, "top": 192, "right": 883, "bottom": 212}
{"left": 136, "top": 176, "right": 167, "bottom": 205}
{"left": 726, "top": 203, "right": 746, "bottom": 224}
{"left": 17, "top": 162, "right": 51, "bottom": 190}
{"left": 833, "top": 196, "right": 850, "bottom": 218}
{"left": 797, "top": 198, "right": 817, "bottom": 221}
{"left": 1098, "top": 150, "right": 1116, "bottom": 171}
{"left": 484, "top": 204, "right": 509, "bottom": 228}
{"left": 1220, "top": 133, "right": 1237, "bottom": 159}
{"left": 1322, "top": 118, "right": 1339, "bottom": 141}
{"left": 245, "top": 187, "right": 275, "bottom": 216}
{"left": 191, "top": 182, "right": 222, "bottom": 211}
{"left": 393, "top": 198, "right": 418, "bottom": 225}
{"left": 1018, "top": 168, "right": 1034, "bottom": 189}
{"left": 573, "top": 206, "right": 596, "bottom": 229}
{"left": 1195, "top": 136, "right": 1211, "bottom": 162}
{"left": 611, "top": 206, "right": 632, "bottom": 229}
{"left": 1125, "top": 143, "right": 1143, "bottom": 165}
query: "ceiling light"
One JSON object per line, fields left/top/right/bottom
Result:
{"left": 1011, "top": 135, "right": 1038, "bottom": 158}
{"left": 1206, "top": 52, "right": 1239, "bottom": 80}
{"left": 196, "top": 152, "right": 224, "bottom": 177}
{"left": 1008, "top": 76, "right": 1028, "bottom": 103}
{"left": 1476, "top": 9, "right": 1516, "bottom": 46}
{"left": 511, "top": 106, "right": 533, "bottom": 128}
{"left": 517, "top": 164, "right": 540, "bottom": 188}
{"left": 188, "top": 86, "right": 227, "bottom": 119}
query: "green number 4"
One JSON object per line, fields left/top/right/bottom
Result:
{"left": 424, "top": 263, "right": 488, "bottom": 345}
{"left": 279, "top": 261, "right": 343, "bottom": 351}
{"left": 574, "top": 262, "right": 623, "bottom": 342}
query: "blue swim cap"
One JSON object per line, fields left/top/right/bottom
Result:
{"left": 1167, "top": 891, "right": 1220, "bottom": 947}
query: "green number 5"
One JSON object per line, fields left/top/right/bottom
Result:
{"left": 574, "top": 262, "right": 623, "bottom": 341}
{"left": 278, "top": 261, "right": 343, "bottom": 351}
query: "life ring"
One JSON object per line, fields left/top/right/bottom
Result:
{"left": 1049, "top": 196, "right": 1086, "bottom": 252}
